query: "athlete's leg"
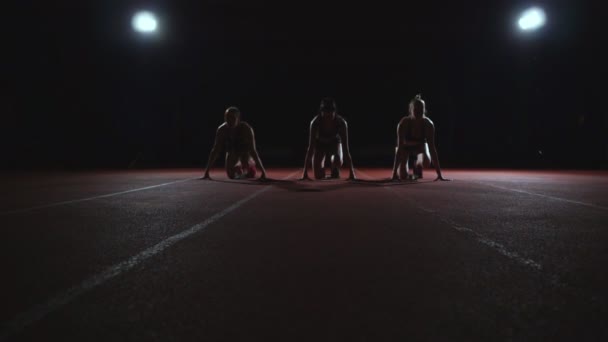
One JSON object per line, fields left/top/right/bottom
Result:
{"left": 239, "top": 153, "right": 257, "bottom": 178}
{"left": 408, "top": 154, "right": 418, "bottom": 177}
{"left": 225, "top": 152, "right": 240, "bottom": 179}
{"left": 313, "top": 149, "right": 327, "bottom": 180}
{"left": 414, "top": 153, "right": 424, "bottom": 178}
{"left": 397, "top": 147, "right": 410, "bottom": 179}
{"left": 394, "top": 147, "right": 410, "bottom": 180}
{"left": 414, "top": 143, "right": 431, "bottom": 178}
{"left": 330, "top": 143, "right": 343, "bottom": 178}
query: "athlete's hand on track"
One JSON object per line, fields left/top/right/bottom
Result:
{"left": 200, "top": 173, "right": 211, "bottom": 180}
{"left": 300, "top": 174, "right": 312, "bottom": 181}
{"left": 434, "top": 175, "right": 451, "bottom": 181}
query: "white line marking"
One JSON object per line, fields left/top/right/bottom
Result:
{"left": 357, "top": 170, "right": 544, "bottom": 272}
{"left": 437, "top": 217, "right": 542, "bottom": 271}
{"left": 0, "top": 172, "right": 297, "bottom": 340}
{"left": 470, "top": 181, "right": 608, "bottom": 211}
{"left": 0, "top": 177, "right": 198, "bottom": 216}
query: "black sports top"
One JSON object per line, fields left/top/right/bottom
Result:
{"left": 224, "top": 123, "right": 251, "bottom": 153}
{"left": 315, "top": 115, "right": 344, "bottom": 145}
{"left": 403, "top": 117, "right": 429, "bottom": 145}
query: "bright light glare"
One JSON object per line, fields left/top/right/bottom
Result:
{"left": 132, "top": 11, "right": 158, "bottom": 33}
{"left": 518, "top": 7, "right": 546, "bottom": 31}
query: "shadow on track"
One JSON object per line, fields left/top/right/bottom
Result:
{"left": 207, "top": 178, "right": 294, "bottom": 186}
{"left": 206, "top": 178, "right": 368, "bottom": 192}
{"left": 207, "top": 177, "right": 434, "bottom": 192}
{"left": 350, "top": 178, "right": 426, "bottom": 187}
{"left": 274, "top": 179, "right": 378, "bottom": 193}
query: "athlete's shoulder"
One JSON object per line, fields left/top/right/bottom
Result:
{"left": 310, "top": 115, "right": 320, "bottom": 125}
{"left": 240, "top": 121, "right": 252, "bottom": 129}
{"left": 239, "top": 122, "right": 255, "bottom": 135}
{"left": 217, "top": 122, "right": 228, "bottom": 132}
{"left": 423, "top": 116, "right": 435, "bottom": 126}
{"left": 336, "top": 115, "right": 348, "bottom": 126}
{"left": 398, "top": 116, "right": 412, "bottom": 126}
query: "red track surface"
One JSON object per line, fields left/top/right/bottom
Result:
{"left": 1, "top": 168, "right": 608, "bottom": 340}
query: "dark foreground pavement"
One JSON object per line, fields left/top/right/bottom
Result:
{"left": 1, "top": 169, "right": 607, "bottom": 341}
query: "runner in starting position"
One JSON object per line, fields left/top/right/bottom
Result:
{"left": 392, "top": 94, "right": 449, "bottom": 181}
{"left": 202, "top": 107, "right": 267, "bottom": 180}
{"left": 301, "top": 98, "right": 356, "bottom": 180}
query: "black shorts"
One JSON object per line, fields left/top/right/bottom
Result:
{"left": 404, "top": 143, "right": 430, "bottom": 160}
{"left": 315, "top": 141, "right": 341, "bottom": 156}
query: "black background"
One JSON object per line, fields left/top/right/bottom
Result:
{"left": 3, "top": 0, "right": 607, "bottom": 169}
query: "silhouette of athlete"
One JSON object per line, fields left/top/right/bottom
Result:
{"left": 301, "top": 98, "right": 356, "bottom": 180}
{"left": 392, "top": 95, "right": 449, "bottom": 181}
{"left": 201, "top": 107, "right": 267, "bottom": 180}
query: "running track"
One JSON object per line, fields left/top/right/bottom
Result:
{"left": 1, "top": 168, "right": 607, "bottom": 341}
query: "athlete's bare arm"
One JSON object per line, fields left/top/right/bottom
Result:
{"left": 202, "top": 124, "right": 226, "bottom": 179}
{"left": 244, "top": 124, "right": 267, "bottom": 180}
{"left": 392, "top": 118, "right": 407, "bottom": 180}
{"left": 425, "top": 118, "right": 450, "bottom": 181}
{"left": 300, "top": 118, "right": 318, "bottom": 180}
{"left": 338, "top": 118, "right": 356, "bottom": 180}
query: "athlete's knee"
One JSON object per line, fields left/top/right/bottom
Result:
{"left": 397, "top": 147, "right": 408, "bottom": 160}
{"left": 399, "top": 156, "right": 408, "bottom": 170}
{"left": 313, "top": 162, "right": 324, "bottom": 178}
{"left": 331, "top": 157, "right": 342, "bottom": 168}
{"left": 226, "top": 165, "right": 241, "bottom": 179}
{"left": 408, "top": 154, "right": 417, "bottom": 165}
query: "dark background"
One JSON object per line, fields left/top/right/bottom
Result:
{"left": 2, "top": 0, "right": 607, "bottom": 169}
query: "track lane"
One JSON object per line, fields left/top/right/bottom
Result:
{"left": 0, "top": 170, "right": 203, "bottom": 213}
{"left": 0, "top": 170, "right": 294, "bottom": 327}
{"left": 9, "top": 171, "right": 599, "bottom": 341}
{"left": 3, "top": 169, "right": 608, "bottom": 340}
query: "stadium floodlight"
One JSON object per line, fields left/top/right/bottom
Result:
{"left": 132, "top": 11, "right": 158, "bottom": 34}
{"left": 518, "top": 7, "right": 546, "bottom": 31}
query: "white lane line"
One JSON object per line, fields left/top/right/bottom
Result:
{"left": 388, "top": 187, "right": 543, "bottom": 271}
{"left": 357, "top": 170, "right": 544, "bottom": 272}
{"left": 0, "top": 177, "right": 198, "bottom": 216}
{"left": 0, "top": 172, "right": 297, "bottom": 341}
{"left": 425, "top": 210, "right": 542, "bottom": 271}
{"left": 469, "top": 181, "right": 608, "bottom": 211}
